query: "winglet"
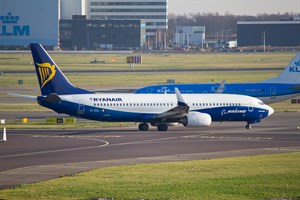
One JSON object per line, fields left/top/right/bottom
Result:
{"left": 216, "top": 80, "right": 226, "bottom": 93}
{"left": 154, "top": 88, "right": 189, "bottom": 119}
{"left": 175, "top": 87, "right": 188, "bottom": 106}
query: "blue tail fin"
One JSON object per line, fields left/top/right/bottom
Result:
{"left": 263, "top": 51, "right": 300, "bottom": 84}
{"left": 30, "top": 43, "right": 93, "bottom": 95}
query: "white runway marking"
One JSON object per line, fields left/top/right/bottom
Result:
{"left": 0, "top": 138, "right": 109, "bottom": 159}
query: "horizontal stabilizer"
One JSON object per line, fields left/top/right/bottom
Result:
{"left": 7, "top": 93, "right": 36, "bottom": 100}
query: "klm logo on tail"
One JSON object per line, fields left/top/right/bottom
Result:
{"left": 289, "top": 61, "right": 300, "bottom": 72}
{"left": 37, "top": 63, "right": 56, "bottom": 88}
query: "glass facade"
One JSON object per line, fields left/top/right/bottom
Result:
{"left": 59, "top": 19, "right": 141, "bottom": 50}
{"left": 86, "top": 0, "right": 168, "bottom": 49}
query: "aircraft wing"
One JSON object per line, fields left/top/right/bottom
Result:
{"left": 154, "top": 88, "right": 189, "bottom": 119}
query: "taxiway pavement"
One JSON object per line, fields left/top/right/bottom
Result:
{"left": 0, "top": 112, "right": 299, "bottom": 189}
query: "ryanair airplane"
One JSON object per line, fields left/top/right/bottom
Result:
{"left": 29, "top": 43, "right": 273, "bottom": 131}
{"left": 134, "top": 52, "right": 300, "bottom": 104}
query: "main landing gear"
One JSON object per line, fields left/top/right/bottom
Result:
{"left": 138, "top": 123, "right": 149, "bottom": 131}
{"left": 157, "top": 123, "right": 168, "bottom": 131}
{"left": 138, "top": 123, "right": 168, "bottom": 131}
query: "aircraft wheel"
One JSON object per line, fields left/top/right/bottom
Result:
{"left": 138, "top": 123, "right": 149, "bottom": 131}
{"left": 157, "top": 123, "right": 168, "bottom": 131}
{"left": 246, "top": 124, "right": 252, "bottom": 130}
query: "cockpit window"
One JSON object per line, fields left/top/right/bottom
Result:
{"left": 258, "top": 101, "right": 264, "bottom": 105}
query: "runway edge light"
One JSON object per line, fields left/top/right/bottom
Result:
{"left": 1, "top": 127, "right": 7, "bottom": 142}
{"left": 1, "top": 119, "right": 7, "bottom": 142}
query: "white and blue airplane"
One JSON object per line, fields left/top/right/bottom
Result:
{"left": 28, "top": 43, "right": 273, "bottom": 131}
{"left": 134, "top": 52, "right": 300, "bottom": 104}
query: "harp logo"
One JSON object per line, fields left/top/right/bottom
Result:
{"left": 37, "top": 63, "right": 56, "bottom": 88}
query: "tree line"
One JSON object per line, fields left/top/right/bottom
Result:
{"left": 167, "top": 12, "right": 298, "bottom": 41}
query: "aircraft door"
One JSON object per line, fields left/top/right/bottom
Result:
{"left": 78, "top": 101, "right": 85, "bottom": 115}
{"left": 147, "top": 88, "right": 153, "bottom": 94}
{"left": 248, "top": 100, "right": 253, "bottom": 112}
{"left": 270, "top": 87, "right": 276, "bottom": 99}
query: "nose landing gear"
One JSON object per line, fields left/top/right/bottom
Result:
{"left": 246, "top": 124, "right": 252, "bottom": 130}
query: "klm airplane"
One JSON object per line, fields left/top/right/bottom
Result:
{"left": 29, "top": 43, "right": 273, "bottom": 131}
{"left": 134, "top": 52, "right": 300, "bottom": 104}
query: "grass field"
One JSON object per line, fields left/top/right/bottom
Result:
{"left": 0, "top": 152, "right": 299, "bottom": 200}
{"left": 0, "top": 71, "right": 279, "bottom": 89}
{"left": 0, "top": 52, "right": 296, "bottom": 72}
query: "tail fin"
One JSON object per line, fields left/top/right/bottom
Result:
{"left": 30, "top": 43, "right": 93, "bottom": 95}
{"left": 263, "top": 51, "right": 300, "bottom": 84}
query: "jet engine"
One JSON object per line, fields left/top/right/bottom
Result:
{"left": 182, "top": 112, "right": 212, "bottom": 127}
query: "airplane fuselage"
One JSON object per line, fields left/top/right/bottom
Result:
{"left": 38, "top": 93, "right": 271, "bottom": 125}
{"left": 134, "top": 83, "right": 300, "bottom": 104}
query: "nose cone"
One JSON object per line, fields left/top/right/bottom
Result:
{"left": 267, "top": 105, "right": 274, "bottom": 116}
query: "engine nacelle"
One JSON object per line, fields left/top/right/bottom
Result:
{"left": 182, "top": 112, "right": 212, "bottom": 127}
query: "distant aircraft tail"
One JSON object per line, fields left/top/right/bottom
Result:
{"left": 263, "top": 51, "right": 300, "bottom": 84}
{"left": 30, "top": 43, "right": 93, "bottom": 95}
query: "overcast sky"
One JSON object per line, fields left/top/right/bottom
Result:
{"left": 168, "top": 0, "right": 300, "bottom": 15}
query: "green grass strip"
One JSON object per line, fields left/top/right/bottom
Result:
{"left": 1, "top": 152, "right": 299, "bottom": 200}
